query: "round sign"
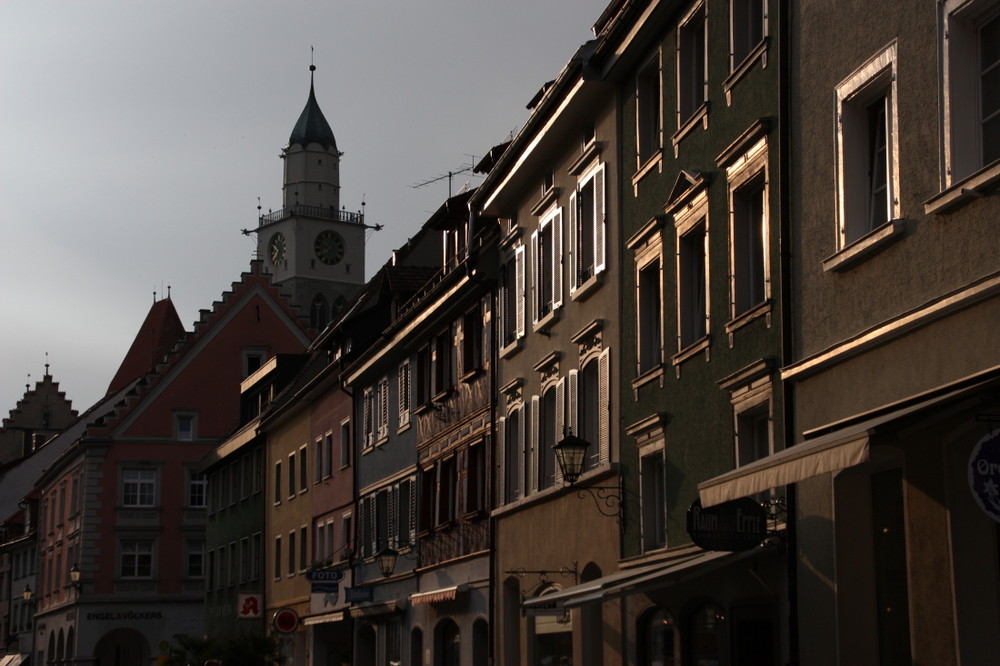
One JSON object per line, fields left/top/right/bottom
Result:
{"left": 969, "top": 431, "right": 1000, "bottom": 523}
{"left": 272, "top": 608, "right": 299, "bottom": 634}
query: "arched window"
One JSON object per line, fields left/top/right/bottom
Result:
{"left": 689, "top": 604, "right": 726, "bottom": 666}
{"left": 434, "top": 618, "right": 460, "bottom": 666}
{"left": 638, "top": 607, "right": 675, "bottom": 666}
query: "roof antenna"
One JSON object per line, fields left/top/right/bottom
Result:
{"left": 167, "top": 284, "right": 172, "bottom": 300}
{"left": 153, "top": 289, "right": 157, "bottom": 303}
{"left": 45, "top": 351, "right": 50, "bottom": 377}
{"left": 26, "top": 373, "right": 31, "bottom": 393}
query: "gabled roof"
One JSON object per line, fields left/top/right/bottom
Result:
{"left": 106, "top": 297, "right": 186, "bottom": 396}
{"left": 87, "top": 261, "right": 313, "bottom": 439}
{"left": 289, "top": 71, "right": 337, "bottom": 152}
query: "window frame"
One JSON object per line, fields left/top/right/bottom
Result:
{"left": 636, "top": 52, "right": 663, "bottom": 173}
{"left": 674, "top": 191, "right": 710, "bottom": 355}
{"left": 831, "top": 42, "right": 902, "bottom": 264}
{"left": 569, "top": 162, "right": 607, "bottom": 298}
{"left": 531, "top": 205, "right": 563, "bottom": 330}
{"left": 119, "top": 539, "right": 154, "bottom": 579}
{"left": 121, "top": 468, "right": 158, "bottom": 508}
{"left": 726, "top": 137, "right": 770, "bottom": 324}
{"left": 675, "top": 1, "right": 709, "bottom": 144}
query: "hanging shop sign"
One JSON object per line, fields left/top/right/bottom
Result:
{"left": 237, "top": 594, "right": 263, "bottom": 619}
{"left": 969, "top": 431, "right": 1000, "bottom": 523}
{"left": 687, "top": 497, "right": 767, "bottom": 551}
{"left": 345, "top": 586, "right": 374, "bottom": 603}
{"left": 306, "top": 568, "right": 344, "bottom": 583}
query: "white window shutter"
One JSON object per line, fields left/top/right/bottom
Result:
{"left": 515, "top": 245, "right": 526, "bottom": 339}
{"left": 599, "top": 347, "right": 611, "bottom": 464}
{"left": 568, "top": 192, "right": 578, "bottom": 294}
{"left": 530, "top": 395, "right": 540, "bottom": 494}
{"left": 555, "top": 378, "right": 566, "bottom": 484}
{"left": 496, "top": 416, "right": 506, "bottom": 506}
{"left": 517, "top": 403, "right": 526, "bottom": 498}
{"left": 553, "top": 210, "right": 563, "bottom": 309}
{"left": 567, "top": 370, "right": 579, "bottom": 436}
{"left": 530, "top": 230, "right": 540, "bottom": 325}
{"left": 595, "top": 164, "right": 607, "bottom": 275}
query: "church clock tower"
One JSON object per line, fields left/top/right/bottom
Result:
{"left": 256, "top": 65, "right": 367, "bottom": 329}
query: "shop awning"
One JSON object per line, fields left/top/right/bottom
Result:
{"left": 699, "top": 372, "right": 1000, "bottom": 507}
{"left": 303, "top": 611, "right": 346, "bottom": 625}
{"left": 606, "top": 548, "right": 761, "bottom": 599}
{"left": 521, "top": 548, "right": 737, "bottom": 612}
{"left": 349, "top": 601, "right": 402, "bottom": 618}
{"left": 410, "top": 584, "right": 467, "bottom": 606}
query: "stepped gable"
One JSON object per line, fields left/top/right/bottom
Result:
{"left": 106, "top": 297, "right": 186, "bottom": 396}
{"left": 1, "top": 373, "right": 77, "bottom": 432}
{"left": 88, "top": 261, "right": 313, "bottom": 438}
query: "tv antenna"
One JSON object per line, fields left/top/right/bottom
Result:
{"left": 410, "top": 156, "right": 480, "bottom": 198}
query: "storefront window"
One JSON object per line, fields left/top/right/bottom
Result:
{"left": 639, "top": 607, "right": 675, "bottom": 665}
{"left": 533, "top": 587, "right": 573, "bottom": 666}
{"left": 690, "top": 604, "right": 726, "bottom": 666}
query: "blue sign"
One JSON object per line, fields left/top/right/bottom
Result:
{"left": 311, "top": 582, "right": 340, "bottom": 594}
{"left": 345, "top": 586, "right": 373, "bottom": 603}
{"left": 969, "top": 431, "right": 1000, "bottom": 523}
{"left": 306, "top": 569, "right": 344, "bottom": 582}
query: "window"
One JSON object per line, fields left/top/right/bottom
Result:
{"left": 273, "top": 461, "right": 282, "bottom": 504}
{"left": 567, "top": 348, "right": 611, "bottom": 470}
{"left": 416, "top": 345, "right": 432, "bottom": 406}
{"left": 341, "top": 514, "right": 353, "bottom": 559}
{"left": 498, "top": 404, "right": 525, "bottom": 504}
{"left": 579, "top": 362, "right": 601, "bottom": 471}
{"left": 398, "top": 361, "right": 411, "bottom": 427}
{"left": 273, "top": 537, "right": 282, "bottom": 579}
{"left": 299, "top": 445, "right": 308, "bottom": 492}
{"left": 287, "top": 453, "right": 296, "bottom": 498}
{"left": 432, "top": 332, "right": 455, "bottom": 397}
{"left": 532, "top": 207, "right": 563, "bottom": 325}
{"left": 243, "top": 349, "right": 266, "bottom": 378}
{"left": 941, "top": 1, "right": 1000, "bottom": 186}
{"left": 466, "top": 442, "right": 487, "bottom": 513}
{"left": 322, "top": 433, "right": 333, "bottom": 478}
{"left": 737, "top": 401, "right": 771, "bottom": 468}
{"left": 188, "top": 470, "right": 206, "bottom": 508}
{"left": 638, "top": 608, "right": 675, "bottom": 666}
{"left": 569, "top": 164, "right": 607, "bottom": 293}
{"left": 299, "top": 526, "right": 308, "bottom": 572}
{"left": 122, "top": 469, "right": 156, "bottom": 507}
{"left": 637, "top": 259, "right": 663, "bottom": 374}
{"left": 363, "top": 386, "right": 375, "bottom": 448}
{"left": 175, "top": 413, "right": 195, "bottom": 441}
{"left": 637, "top": 55, "right": 662, "bottom": 166}
{"left": 724, "top": 364, "right": 774, "bottom": 499}
{"left": 836, "top": 43, "right": 899, "bottom": 248}
{"left": 728, "top": 138, "right": 769, "bottom": 318}
{"left": 499, "top": 247, "right": 526, "bottom": 349}
{"left": 287, "top": 531, "right": 296, "bottom": 576}
{"left": 340, "top": 420, "right": 351, "bottom": 468}
{"left": 730, "top": 0, "right": 765, "bottom": 69}
{"left": 678, "top": 4, "right": 707, "bottom": 125}
{"left": 314, "top": 439, "right": 324, "bottom": 484}
{"left": 676, "top": 193, "right": 709, "bottom": 350}
{"left": 641, "top": 452, "right": 666, "bottom": 551}
{"left": 186, "top": 540, "right": 204, "bottom": 578}
{"left": 537, "top": 388, "right": 557, "bottom": 491}
{"left": 461, "top": 305, "right": 484, "bottom": 376}
{"left": 120, "top": 540, "right": 153, "bottom": 578}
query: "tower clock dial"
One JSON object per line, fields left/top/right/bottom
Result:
{"left": 268, "top": 233, "right": 286, "bottom": 266}
{"left": 314, "top": 230, "right": 345, "bottom": 265}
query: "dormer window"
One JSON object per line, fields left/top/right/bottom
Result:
{"left": 175, "top": 412, "right": 196, "bottom": 441}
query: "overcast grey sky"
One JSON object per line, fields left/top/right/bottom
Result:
{"left": 0, "top": 0, "right": 611, "bottom": 416}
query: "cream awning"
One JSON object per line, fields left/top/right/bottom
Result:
{"left": 699, "top": 373, "right": 1000, "bottom": 507}
{"left": 410, "top": 585, "right": 467, "bottom": 606}
{"left": 303, "top": 611, "right": 345, "bottom": 625}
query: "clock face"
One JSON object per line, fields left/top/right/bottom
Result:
{"left": 314, "top": 230, "right": 345, "bottom": 265}
{"left": 268, "top": 233, "right": 286, "bottom": 266}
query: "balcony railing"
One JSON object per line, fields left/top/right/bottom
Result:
{"left": 418, "top": 519, "right": 489, "bottom": 568}
{"left": 258, "top": 204, "right": 364, "bottom": 227}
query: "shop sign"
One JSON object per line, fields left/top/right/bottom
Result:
{"left": 969, "top": 431, "right": 1000, "bottom": 523}
{"left": 345, "top": 586, "right": 373, "bottom": 603}
{"left": 272, "top": 608, "right": 299, "bottom": 634}
{"left": 237, "top": 594, "right": 262, "bottom": 619}
{"left": 687, "top": 497, "right": 767, "bottom": 551}
{"left": 306, "top": 569, "right": 344, "bottom": 582}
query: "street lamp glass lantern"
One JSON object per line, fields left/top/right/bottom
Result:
{"left": 70, "top": 564, "right": 81, "bottom": 585}
{"left": 376, "top": 547, "right": 398, "bottom": 578}
{"left": 22, "top": 585, "right": 32, "bottom": 601}
{"left": 554, "top": 435, "right": 590, "bottom": 485}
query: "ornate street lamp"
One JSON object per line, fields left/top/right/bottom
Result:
{"left": 21, "top": 585, "right": 32, "bottom": 602}
{"left": 376, "top": 547, "right": 398, "bottom": 578}
{"left": 69, "top": 564, "right": 82, "bottom": 591}
{"left": 552, "top": 435, "right": 625, "bottom": 528}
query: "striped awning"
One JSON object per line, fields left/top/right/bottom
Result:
{"left": 304, "top": 611, "right": 345, "bottom": 625}
{"left": 410, "top": 585, "right": 467, "bottom": 605}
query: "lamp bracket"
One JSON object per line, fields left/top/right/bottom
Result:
{"left": 505, "top": 561, "right": 578, "bottom": 585}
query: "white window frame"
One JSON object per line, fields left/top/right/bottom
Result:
{"left": 726, "top": 137, "right": 770, "bottom": 321}
{"left": 674, "top": 190, "right": 710, "bottom": 353}
{"left": 119, "top": 539, "right": 154, "bottom": 579}
{"left": 187, "top": 469, "right": 207, "bottom": 508}
{"left": 569, "top": 162, "right": 607, "bottom": 298}
{"left": 362, "top": 386, "right": 376, "bottom": 449}
{"left": 941, "top": 0, "right": 1000, "bottom": 189}
{"left": 121, "top": 468, "right": 157, "bottom": 508}
{"left": 499, "top": 246, "right": 526, "bottom": 353}
{"left": 636, "top": 52, "right": 663, "bottom": 171}
{"left": 635, "top": 237, "right": 664, "bottom": 379}
{"left": 531, "top": 205, "right": 563, "bottom": 329}
{"left": 834, "top": 42, "right": 900, "bottom": 252}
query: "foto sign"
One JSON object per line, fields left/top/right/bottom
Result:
{"left": 306, "top": 569, "right": 344, "bottom": 583}
{"left": 687, "top": 497, "right": 767, "bottom": 551}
